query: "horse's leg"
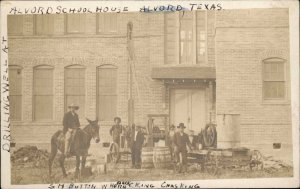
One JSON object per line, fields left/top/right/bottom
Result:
{"left": 81, "top": 156, "right": 87, "bottom": 171}
{"left": 48, "top": 142, "right": 57, "bottom": 177}
{"left": 59, "top": 154, "right": 67, "bottom": 177}
{"left": 75, "top": 156, "right": 80, "bottom": 179}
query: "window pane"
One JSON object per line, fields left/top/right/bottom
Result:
{"left": 196, "top": 11, "right": 207, "bottom": 64}
{"left": 67, "top": 14, "right": 85, "bottom": 33}
{"left": 180, "top": 12, "right": 194, "bottom": 65}
{"left": 9, "top": 66, "right": 22, "bottom": 120}
{"left": 98, "top": 95, "right": 117, "bottom": 121}
{"left": 263, "top": 61, "right": 285, "bottom": 81}
{"left": 98, "top": 68, "right": 117, "bottom": 95}
{"left": 10, "top": 95, "right": 22, "bottom": 120}
{"left": 97, "top": 67, "right": 117, "bottom": 121}
{"left": 65, "top": 68, "right": 85, "bottom": 95}
{"left": 277, "top": 82, "right": 285, "bottom": 98}
{"left": 33, "top": 67, "right": 53, "bottom": 120}
{"left": 97, "top": 13, "right": 117, "bottom": 33}
{"left": 9, "top": 67, "right": 22, "bottom": 95}
{"left": 65, "top": 67, "right": 85, "bottom": 116}
{"left": 35, "top": 15, "right": 54, "bottom": 35}
{"left": 264, "top": 81, "right": 285, "bottom": 99}
{"left": 34, "top": 69, "right": 53, "bottom": 95}
{"left": 8, "top": 15, "right": 23, "bottom": 35}
{"left": 34, "top": 95, "right": 53, "bottom": 120}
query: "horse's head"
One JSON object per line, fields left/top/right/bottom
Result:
{"left": 86, "top": 118, "right": 100, "bottom": 143}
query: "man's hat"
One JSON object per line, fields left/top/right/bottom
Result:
{"left": 114, "top": 117, "right": 121, "bottom": 122}
{"left": 169, "top": 124, "right": 175, "bottom": 129}
{"left": 177, "top": 123, "right": 186, "bottom": 128}
{"left": 68, "top": 103, "right": 79, "bottom": 110}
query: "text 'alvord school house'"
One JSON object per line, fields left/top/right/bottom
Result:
{"left": 7, "top": 9, "right": 292, "bottom": 161}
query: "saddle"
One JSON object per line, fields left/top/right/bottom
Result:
{"left": 57, "top": 129, "right": 88, "bottom": 156}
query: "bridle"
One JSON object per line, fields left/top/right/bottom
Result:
{"left": 82, "top": 124, "right": 98, "bottom": 139}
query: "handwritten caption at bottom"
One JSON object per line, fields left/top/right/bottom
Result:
{"left": 48, "top": 181, "right": 200, "bottom": 189}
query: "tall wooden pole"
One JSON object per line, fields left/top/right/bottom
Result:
{"left": 127, "top": 22, "right": 134, "bottom": 127}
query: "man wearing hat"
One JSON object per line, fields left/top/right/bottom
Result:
{"left": 109, "top": 117, "right": 123, "bottom": 146}
{"left": 130, "top": 124, "right": 144, "bottom": 168}
{"left": 63, "top": 103, "right": 80, "bottom": 156}
{"left": 173, "top": 123, "right": 193, "bottom": 173}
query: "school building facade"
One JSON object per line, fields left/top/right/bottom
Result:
{"left": 8, "top": 9, "right": 292, "bottom": 161}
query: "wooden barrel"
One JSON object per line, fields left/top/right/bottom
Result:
{"left": 153, "top": 147, "right": 172, "bottom": 169}
{"left": 141, "top": 147, "right": 154, "bottom": 168}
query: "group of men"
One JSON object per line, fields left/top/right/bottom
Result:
{"left": 110, "top": 118, "right": 193, "bottom": 172}
{"left": 109, "top": 117, "right": 144, "bottom": 169}
{"left": 62, "top": 103, "right": 193, "bottom": 172}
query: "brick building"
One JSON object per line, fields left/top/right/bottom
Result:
{"left": 8, "top": 9, "right": 292, "bottom": 161}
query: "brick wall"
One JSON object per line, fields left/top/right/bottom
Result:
{"left": 9, "top": 12, "right": 166, "bottom": 144}
{"left": 8, "top": 9, "right": 293, "bottom": 163}
{"left": 215, "top": 8, "right": 292, "bottom": 154}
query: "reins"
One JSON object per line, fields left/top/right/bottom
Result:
{"left": 81, "top": 124, "right": 93, "bottom": 139}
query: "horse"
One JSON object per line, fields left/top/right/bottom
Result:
{"left": 48, "top": 118, "right": 100, "bottom": 179}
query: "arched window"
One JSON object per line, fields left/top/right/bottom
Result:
{"left": 33, "top": 65, "right": 54, "bottom": 121}
{"left": 9, "top": 65, "right": 22, "bottom": 120}
{"left": 65, "top": 65, "right": 85, "bottom": 116}
{"left": 263, "top": 58, "right": 286, "bottom": 99}
{"left": 97, "top": 65, "right": 117, "bottom": 121}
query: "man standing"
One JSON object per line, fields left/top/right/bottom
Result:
{"left": 63, "top": 103, "right": 80, "bottom": 157}
{"left": 173, "top": 123, "right": 193, "bottom": 173}
{"left": 110, "top": 117, "right": 123, "bottom": 146}
{"left": 131, "top": 125, "right": 144, "bottom": 169}
{"left": 167, "top": 125, "right": 176, "bottom": 161}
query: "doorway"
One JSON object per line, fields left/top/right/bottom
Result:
{"left": 170, "top": 89, "right": 206, "bottom": 133}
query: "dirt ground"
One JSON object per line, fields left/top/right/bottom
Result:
{"left": 11, "top": 159, "right": 293, "bottom": 185}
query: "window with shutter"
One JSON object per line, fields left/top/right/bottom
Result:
{"left": 97, "top": 65, "right": 117, "bottom": 121}
{"left": 8, "top": 15, "right": 23, "bottom": 35}
{"left": 9, "top": 65, "right": 22, "bottom": 120}
{"left": 65, "top": 65, "right": 86, "bottom": 117}
{"left": 33, "top": 65, "right": 54, "bottom": 121}
{"left": 66, "top": 14, "right": 86, "bottom": 34}
{"left": 97, "top": 13, "right": 118, "bottom": 34}
{"left": 263, "top": 58, "right": 286, "bottom": 99}
{"left": 35, "top": 14, "right": 55, "bottom": 35}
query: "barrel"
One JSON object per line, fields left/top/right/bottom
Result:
{"left": 153, "top": 147, "right": 172, "bottom": 169}
{"left": 141, "top": 147, "right": 154, "bottom": 168}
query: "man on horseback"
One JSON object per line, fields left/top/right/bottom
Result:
{"left": 63, "top": 103, "right": 80, "bottom": 157}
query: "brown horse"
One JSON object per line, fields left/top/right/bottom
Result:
{"left": 49, "top": 118, "right": 100, "bottom": 179}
